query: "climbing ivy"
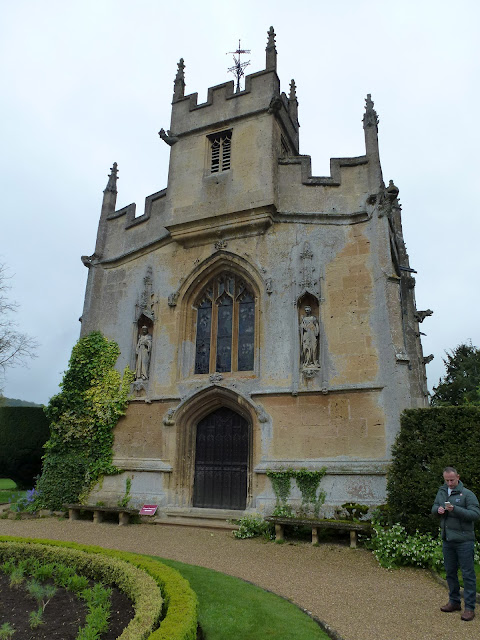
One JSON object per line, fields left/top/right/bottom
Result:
{"left": 266, "top": 469, "right": 293, "bottom": 507}
{"left": 34, "top": 332, "right": 134, "bottom": 510}
{"left": 295, "top": 468, "right": 326, "bottom": 517}
{"left": 266, "top": 467, "right": 327, "bottom": 518}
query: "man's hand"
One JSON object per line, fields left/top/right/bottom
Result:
{"left": 438, "top": 506, "right": 445, "bottom": 514}
{"left": 445, "top": 503, "right": 454, "bottom": 512}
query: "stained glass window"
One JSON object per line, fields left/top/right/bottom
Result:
{"left": 194, "top": 273, "right": 255, "bottom": 374}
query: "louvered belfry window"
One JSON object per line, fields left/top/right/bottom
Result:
{"left": 209, "top": 130, "right": 232, "bottom": 173}
{"left": 194, "top": 273, "right": 255, "bottom": 374}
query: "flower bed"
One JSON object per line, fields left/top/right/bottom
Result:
{"left": 0, "top": 536, "right": 198, "bottom": 640}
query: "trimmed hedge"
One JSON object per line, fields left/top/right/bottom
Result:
{"left": 387, "top": 407, "right": 480, "bottom": 535}
{"left": 0, "top": 407, "right": 50, "bottom": 487}
{"left": 0, "top": 536, "right": 199, "bottom": 640}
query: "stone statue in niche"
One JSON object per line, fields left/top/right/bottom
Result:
{"left": 135, "top": 326, "right": 152, "bottom": 381}
{"left": 300, "top": 306, "right": 319, "bottom": 368}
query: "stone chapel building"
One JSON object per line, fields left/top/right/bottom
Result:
{"left": 81, "top": 27, "right": 430, "bottom": 515}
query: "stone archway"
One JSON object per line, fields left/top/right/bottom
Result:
{"left": 172, "top": 386, "right": 257, "bottom": 509}
{"left": 193, "top": 407, "right": 249, "bottom": 510}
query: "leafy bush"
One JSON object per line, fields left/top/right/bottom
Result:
{"left": 387, "top": 407, "right": 480, "bottom": 535}
{"left": 34, "top": 331, "right": 134, "bottom": 510}
{"left": 368, "top": 521, "right": 480, "bottom": 570}
{"left": 233, "top": 514, "right": 274, "bottom": 540}
{"left": 0, "top": 406, "right": 50, "bottom": 488}
{"left": 338, "top": 502, "right": 369, "bottom": 521}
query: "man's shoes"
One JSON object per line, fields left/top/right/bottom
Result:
{"left": 461, "top": 609, "right": 475, "bottom": 621}
{"left": 440, "top": 602, "right": 462, "bottom": 612}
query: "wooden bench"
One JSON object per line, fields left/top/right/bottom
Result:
{"left": 64, "top": 504, "right": 139, "bottom": 526}
{"left": 265, "top": 517, "right": 371, "bottom": 548}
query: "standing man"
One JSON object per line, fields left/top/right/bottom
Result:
{"left": 432, "top": 466, "right": 480, "bottom": 621}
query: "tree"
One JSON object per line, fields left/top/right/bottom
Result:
{"left": 431, "top": 343, "right": 480, "bottom": 406}
{"left": 0, "top": 263, "right": 38, "bottom": 393}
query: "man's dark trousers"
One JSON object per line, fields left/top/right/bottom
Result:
{"left": 443, "top": 540, "right": 477, "bottom": 610}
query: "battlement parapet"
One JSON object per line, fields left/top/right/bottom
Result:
{"left": 279, "top": 154, "right": 369, "bottom": 187}
{"left": 170, "top": 69, "right": 281, "bottom": 135}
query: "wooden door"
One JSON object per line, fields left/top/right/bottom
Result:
{"left": 193, "top": 407, "right": 248, "bottom": 510}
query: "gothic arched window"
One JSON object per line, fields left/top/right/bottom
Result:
{"left": 194, "top": 273, "right": 255, "bottom": 374}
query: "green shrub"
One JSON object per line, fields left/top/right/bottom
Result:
{"left": 29, "top": 607, "right": 44, "bottom": 629}
{"left": 387, "top": 407, "right": 480, "bottom": 535}
{"left": 339, "top": 502, "right": 369, "bottom": 521}
{"left": 368, "top": 521, "right": 480, "bottom": 570}
{"left": 233, "top": 514, "right": 274, "bottom": 540}
{"left": 0, "top": 536, "right": 198, "bottom": 640}
{"left": 0, "top": 406, "right": 50, "bottom": 488}
{"left": 0, "top": 622, "right": 15, "bottom": 639}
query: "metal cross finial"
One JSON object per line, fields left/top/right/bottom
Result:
{"left": 227, "top": 39, "right": 251, "bottom": 93}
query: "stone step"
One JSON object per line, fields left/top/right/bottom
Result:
{"left": 151, "top": 516, "right": 239, "bottom": 530}
{"left": 146, "top": 507, "right": 245, "bottom": 530}
{"left": 164, "top": 507, "right": 245, "bottom": 520}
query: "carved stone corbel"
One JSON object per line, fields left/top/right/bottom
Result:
{"left": 254, "top": 403, "right": 269, "bottom": 423}
{"left": 168, "top": 291, "right": 178, "bottom": 307}
{"left": 163, "top": 408, "right": 176, "bottom": 426}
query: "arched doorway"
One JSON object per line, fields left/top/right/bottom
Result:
{"left": 193, "top": 407, "right": 249, "bottom": 510}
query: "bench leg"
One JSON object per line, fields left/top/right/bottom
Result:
{"left": 275, "top": 523, "right": 284, "bottom": 542}
{"left": 69, "top": 509, "right": 79, "bottom": 521}
{"left": 350, "top": 530, "right": 357, "bottom": 548}
{"left": 93, "top": 510, "right": 103, "bottom": 524}
{"left": 118, "top": 511, "right": 129, "bottom": 526}
{"left": 312, "top": 527, "right": 318, "bottom": 545}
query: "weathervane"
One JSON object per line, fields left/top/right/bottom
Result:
{"left": 227, "top": 39, "right": 251, "bottom": 93}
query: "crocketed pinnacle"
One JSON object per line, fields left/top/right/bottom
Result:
{"left": 363, "top": 93, "right": 379, "bottom": 129}
{"left": 266, "top": 26, "right": 277, "bottom": 70}
{"left": 173, "top": 58, "right": 185, "bottom": 100}
{"left": 289, "top": 79, "right": 297, "bottom": 101}
{"left": 104, "top": 162, "right": 118, "bottom": 194}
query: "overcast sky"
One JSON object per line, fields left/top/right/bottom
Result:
{"left": 1, "top": 0, "right": 479, "bottom": 405}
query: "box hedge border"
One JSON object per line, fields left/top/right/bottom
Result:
{"left": 0, "top": 536, "right": 198, "bottom": 640}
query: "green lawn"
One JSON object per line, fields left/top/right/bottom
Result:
{"left": 150, "top": 555, "right": 329, "bottom": 640}
{"left": 0, "top": 479, "right": 27, "bottom": 504}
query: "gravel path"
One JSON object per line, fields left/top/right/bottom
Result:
{"left": 0, "top": 518, "right": 477, "bottom": 640}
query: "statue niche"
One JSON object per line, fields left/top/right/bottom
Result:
{"left": 298, "top": 295, "right": 320, "bottom": 373}
{"left": 134, "top": 316, "right": 153, "bottom": 385}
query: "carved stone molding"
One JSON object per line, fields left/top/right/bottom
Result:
{"left": 135, "top": 266, "right": 156, "bottom": 322}
{"left": 299, "top": 241, "right": 317, "bottom": 292}
{"left": 209, "top": 373, "right": 224, "bottom": 383}
{"left": 214, "top": 239, "right": 228, "bottom": 250}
